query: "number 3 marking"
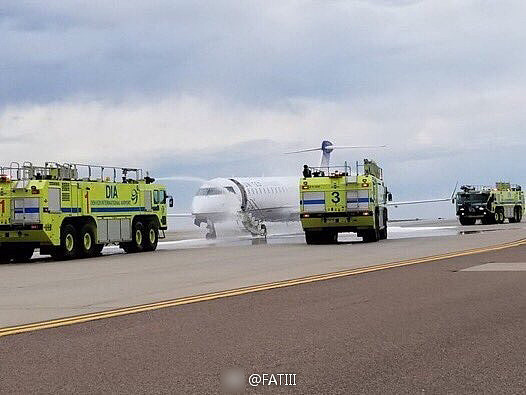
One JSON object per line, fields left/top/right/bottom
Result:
{"left": 331, "top": 192, "right": 340, "bottom": 204}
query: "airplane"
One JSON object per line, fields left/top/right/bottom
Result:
{"left": 167, "top": 141, "right": 453, "bottom": 239}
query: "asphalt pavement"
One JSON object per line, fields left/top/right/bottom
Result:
{"left": 1, "top": 221, "right": 526, "bottom": 327}
{"left": 0, "top": 242, "right": 525, "bottom": 393}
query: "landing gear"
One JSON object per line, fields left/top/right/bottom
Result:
{"left": 205, "top": 219, "right": 217, "bottom": 240}
{"left": 251, "top": 224, "right": 267, "bottom": 239}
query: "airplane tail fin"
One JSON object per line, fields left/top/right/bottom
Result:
{"left": 285, "top": 140, "right": 386, "bottom": 167}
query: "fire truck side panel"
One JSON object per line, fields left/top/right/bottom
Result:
{"left": 0, "top": 179, "right": 168, "bottom": 248}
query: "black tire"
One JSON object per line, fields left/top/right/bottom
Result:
{"left": 363, "top": 229, "right": 380, "bottom": 243}
{"left": 93, "top": 244, "right": 104, "bottom": 256}
{"left": 482, "top": 214, "right": 495, "bottom": 225}
{"left": 0, "top": 246, "right": 13, "bottom": 264}
{"left": 379, "top": 226, "right": 388, "bottom": 240}
{"left": 511, "top": 207, "right": 522, "bottom": 223}
{"left": 459, "top": 217, "right": 476, "bottom": 226}
{"left": 143, "top": 221, "right": 159, "bottom": 252}
{"left": 11, "top": 247, "right": 35, "bottom": 263}
{"left": 305, "top": 231, "right": 321, "bottom": 245}
{"left": 380, "top": 209, "right": 388, "bottom": 240}
{"left": 325, "top": 231, "right": 338, "bottom": 244}
{"left": 122, "top": 221, "right": 145, "bottom": 253}
{"left": 495, "top": 209, "right": 505, "bottom": 224}
{"left": 52, "top": 223, "right": 79, "bottom": 260}
{"left": 79, "top": 223, "right": 98, "bottom": 258}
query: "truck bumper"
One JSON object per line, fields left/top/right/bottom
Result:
{"left": 0, "top": 229, "right": 54, "bottom": 245}
{"left": 301, "top": 215, "right": 374, "bottom": 231}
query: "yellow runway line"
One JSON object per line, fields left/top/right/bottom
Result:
{"left": 1, "top": 238, "right": 525, "bottom": 338}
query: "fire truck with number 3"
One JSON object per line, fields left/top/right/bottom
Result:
{"left": 300, "top": 159, "right": 391, "bottom": 244}
{"left": 0, "top": 162, "right": 172, "bottom": 263}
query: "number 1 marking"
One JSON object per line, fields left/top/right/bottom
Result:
{"left": 85, "top": 191, "right": 89, "bottom": 213}
{"left": 0, "top": 200, "right": 5, "bottom": 214}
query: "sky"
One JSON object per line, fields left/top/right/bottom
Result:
{"left": 1, "top": 1, "right": 526, "bottom": 217}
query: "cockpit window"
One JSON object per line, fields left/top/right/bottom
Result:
{"left": 196, "top": 187, "right": 225, "bottom": 196}
{"left": 225, "top": 186, "right": 236, "bottom": 194}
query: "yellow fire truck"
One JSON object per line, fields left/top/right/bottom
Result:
{"left": 456, "top": 183, "right": 524, "bottom": 225}
{"left": 300, "top": 159, "right": 391, "bottom": 244}
{"left": 0, "top": 162, "right": 172, "bottom": 263}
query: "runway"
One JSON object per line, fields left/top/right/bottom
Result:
{"left": 1, "top": 219, "right": 525, "bottom": 329}
{"left": 0, "top": 237, "right": 525, "bottom": 393}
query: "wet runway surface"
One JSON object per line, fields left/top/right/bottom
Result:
{"left": 1, "top": 241, "right": 525, "bottom": 394}
{"left": 134, "top": 219, "right": 526, "bottom": 250}
{"left": 2, "top": 219, "right": 526, "bottom": 327}
{"left": 22, "top": 219, "right": 525, "bottom": 259}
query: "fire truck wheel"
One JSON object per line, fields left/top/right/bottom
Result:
{"left": 143, "top": 221, "right": 159, "bottom": 252}
{"left": 513, "top": 207, "right": 522, "bottom": 223}
{"left": 0, "top": 246, "right": 14, "bottom": 264}
{"left": 305, "top": 231, "right": 321, "bottom": 245}
{"left": 362, "top": 229, "right": 380, "bottom": 243}
{"left": 11, "top": 247, "right": 35, "bottom": 263}
{"left": 93, "top": 244, "right": 104, "bottom": 256}
{"left": 122, "top": 221, "right": 146, "bottom": 253}
{"left": 380, "top": 212, "right": 388, "bottom": 239}
{"left": 79, "top": 223, "right": 98, "bottom": 258}
{"left": 52, "top": 223, "right": 79, "bottom": 260}
{"left": 495, "top": 209, "right": 505, "bottom": 224}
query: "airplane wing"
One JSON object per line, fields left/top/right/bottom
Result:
{"left": 388, "top": 182, "right": 458, "bottom": 207}
{"left": 387, "top": 198, "right": 452, "bottom": 207}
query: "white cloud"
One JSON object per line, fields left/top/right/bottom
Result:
{"left": 2, "top": 81, "right": 524, "bottom": 168}
{"left": 2, "top": 0, "right": 526, "bottom": 215}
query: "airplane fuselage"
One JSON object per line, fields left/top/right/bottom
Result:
{"left": 191, "top": 177, "right": 299, "bottom": 226}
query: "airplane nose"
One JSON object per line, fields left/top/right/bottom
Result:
{"left": 191, "top": 196, "right": 225, "bottom": 214}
